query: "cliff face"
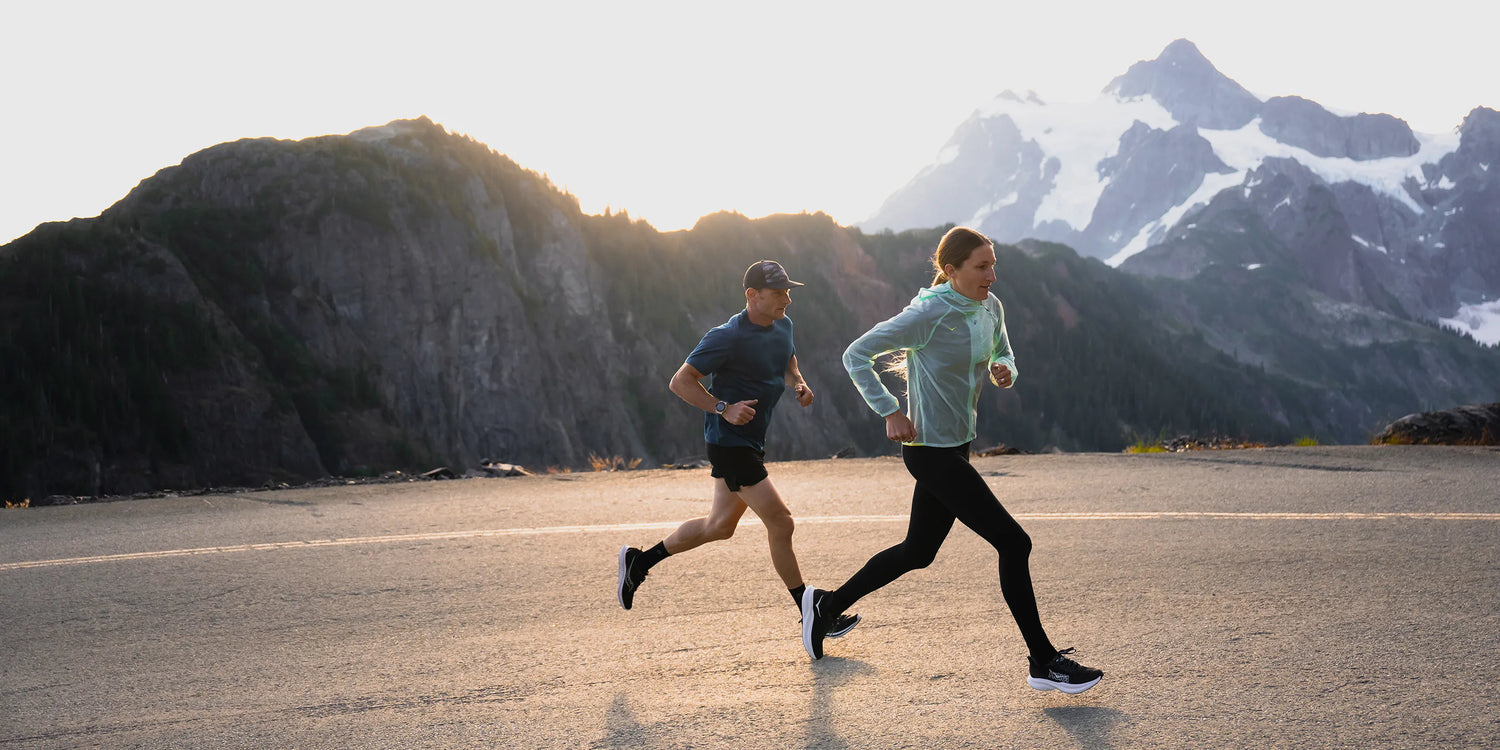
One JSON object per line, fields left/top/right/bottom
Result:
{"left": 98, "top": 120, "right": 898, "bottom": 474}
{"left": 4, "top": 118, "right": 1497, "bottom": 503}
{"left": 0, "top": 119, "right": 915, "bottom": 499}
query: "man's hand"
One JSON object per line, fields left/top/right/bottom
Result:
{"left": 723, "top": 399, "right": 758, "bottom": 426}
{"left": 794, "top": 383, "right": 814, "bottom": 407}
{"left": 885, "top": 411, "right": 916, "bottom": 443}
{"left": 990, "top": 362, "right": 1014, "bottom": 388}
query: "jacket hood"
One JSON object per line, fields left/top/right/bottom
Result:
{"left": 916, "top": 281, "right": 984, "bottom": 308}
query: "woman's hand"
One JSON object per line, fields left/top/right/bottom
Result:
{"left": 989, "top": 362, "right": 1014, "bottom": 388}
{"left": 884, "top": 411, "right": 916, "bottom": 443}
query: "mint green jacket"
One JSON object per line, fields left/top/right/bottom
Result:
{"left": 843, "top": 282, "right": 1017, "bottom": 448}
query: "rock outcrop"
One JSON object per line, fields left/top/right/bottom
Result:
{"left": 1258, "top": 96, "right": 1420, "bottom": 160}
{"left": 1372, "top": 403, "right": 1500, "bottom": 445}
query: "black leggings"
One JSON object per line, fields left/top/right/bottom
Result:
{"left": 826, "top": 443, "right": 1056, "bottom": 660}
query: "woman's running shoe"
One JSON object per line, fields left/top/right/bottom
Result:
{"left": 1026, "top": 648, "right": 1103, "bottom": 694}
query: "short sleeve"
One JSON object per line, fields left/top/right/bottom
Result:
{"left": 686, "top": 325, "right": 733, "bottom": 375}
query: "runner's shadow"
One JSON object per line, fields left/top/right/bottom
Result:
{"left": 1043, "top": 705, "right": 1127, "bottom": 749}
{"left": 597, "top": 692, "right": 659, "bottom": 749}
{"left": 805, "top": 657, "right": 875, "bottom": 749}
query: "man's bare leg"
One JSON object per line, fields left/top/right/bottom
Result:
{"left": 620, "top": 476, "right": 858, "bottom": 637}
{"left": 733, "top": 477, "right": 803, "bottom": 590}
{"left": 663, "top": 478, "right": 748, "bottom": 554}
{"left": 618, "top": 479, "right": 745, "bottom": 610}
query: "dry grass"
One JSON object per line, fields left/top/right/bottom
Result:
{"left": 588, "top": 454, "right": 643, "bottom": 472}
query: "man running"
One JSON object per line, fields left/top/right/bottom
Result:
{"left": 617, "top": 260, "right": 858, "bottom": 639}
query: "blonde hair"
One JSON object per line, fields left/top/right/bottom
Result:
{"left": 931, "top": 226, "right": 993, "bottom": 285}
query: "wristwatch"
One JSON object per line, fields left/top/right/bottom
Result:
{"left": 714, "top": 400, "right": 727, "bottom": 415}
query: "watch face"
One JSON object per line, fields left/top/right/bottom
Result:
{"left": 715, "top": 401, "right": 726, "bottom": 414}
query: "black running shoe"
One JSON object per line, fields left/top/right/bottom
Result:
{"left": 826, "top": 612, "right": 862, "bottom": 639}
{"left": 616, "top": 546, "right": 647, "bottom": 610}
{"left": 1026, "top": 648, "right": 1103, "bottom": 695}
{"left": 800, "top": 587, "right": 832, "bottom": 659}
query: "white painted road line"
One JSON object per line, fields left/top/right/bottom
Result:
{"left": 3, "top": 511, "right": 1497, "bottom": 572}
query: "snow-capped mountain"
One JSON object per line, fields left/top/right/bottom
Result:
{"left": 864, "top": 39, "right": 1500, "bottom": 344}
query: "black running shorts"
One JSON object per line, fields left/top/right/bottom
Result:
{"left": 705, "top": 443, "right": 768, "bottom": 492}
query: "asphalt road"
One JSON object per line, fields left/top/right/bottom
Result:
{"left": 2, "top": 446, "right": 1498, "bottom": 749}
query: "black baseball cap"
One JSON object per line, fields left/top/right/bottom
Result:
{"left": 743, "top": 260, "right": 805, "bottom": 290}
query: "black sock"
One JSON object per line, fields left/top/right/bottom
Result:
{"left": 789, "top": 584, "right": 806, "bottom": 608}
{"left": 637, "top": 541, "right": 670, "bottom": 572}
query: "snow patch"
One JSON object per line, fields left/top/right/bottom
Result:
{"left": 1435, "top": 175, "right": 1456, "bottom": 190}
{"left": 977, "top": 93, "right": 1178, "bottom": 231}
{"left": 966, "top": 191, "right": 1019, "bottom": 227}
{"left": 1199, "top": 119, "right": 1459, "bottom": 216}
{"left": 1245, "top": 263, "right": 1263, "bottom": 271}
{"left": 1439, "top": 300, "right": 1500, "bottom": 346}
{"left": 1106, "top": 169, "right": 1245, "bottom": 267}
{"left": 1350, "top": 235, "right": 1389, "bottom": 254}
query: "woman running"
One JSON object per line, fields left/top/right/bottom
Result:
{"left": 799, "top": 226, "right": 1102, "bottom": 695}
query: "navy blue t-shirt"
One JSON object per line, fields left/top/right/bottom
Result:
{"left": 685, "top": 311, "right": 796, "bottom": 451}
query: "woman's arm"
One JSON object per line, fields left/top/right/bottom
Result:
{"left": 842, "top": 302, "right": 936, "bottom": 417}
{"left": 988, "top": 299, "right": 1018, "bottom": 388}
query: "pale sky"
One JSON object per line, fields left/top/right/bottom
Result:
{"left": 3, "top": 0, "right": 1495, "bottom": 245}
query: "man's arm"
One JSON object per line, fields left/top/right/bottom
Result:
{"left": 669, "top": 362, "right": 757, "bottom": 425}
{"left": 784, "top": 354, "right": 813, "bottom": 407}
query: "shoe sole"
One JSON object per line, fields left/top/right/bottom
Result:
{"left": 1026, "top": 675, "right": 1102, "bottom": 695}
{"left": 616, "top": 546, "right": 631, "bottom": 610}
{"left": 826, "top": 613, "right": 861, "bottom": 639}
{"left": 800, "top": 586, "right": 821, "bottom": 659}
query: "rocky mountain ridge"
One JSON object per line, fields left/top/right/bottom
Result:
{"left": 3, "top": 118, "right": 1497, "bottom": 503}
{"left": 863, "top": 39, "right": 1499, "bottom": 344}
